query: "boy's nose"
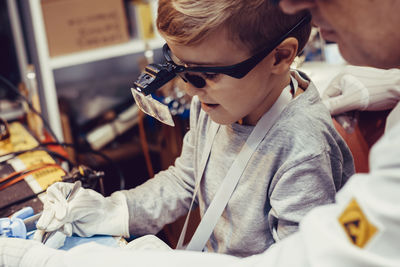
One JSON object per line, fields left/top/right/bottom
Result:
{"left": 279, "top": 0, "right": 316, "bottom": 14}
{"left": 183, "top": 81, "right": 206, "bottom": 98}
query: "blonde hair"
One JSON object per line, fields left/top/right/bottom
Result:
{"left": 157, "top": 0, "right": 311, "bottom": 55}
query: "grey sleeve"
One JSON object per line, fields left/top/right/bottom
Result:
{"left": 121, "top": 99, "right": 201, "bottom": 236}
{"left": 268, "top": 152, "right": 338, "bottom": 241}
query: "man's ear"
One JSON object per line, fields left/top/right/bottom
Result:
{"left": 271, "top": 37, "right": 298, "bottom": 74}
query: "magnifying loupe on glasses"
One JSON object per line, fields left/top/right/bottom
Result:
{"left": 131, "top": 63, "right": 177, "bottom": 127}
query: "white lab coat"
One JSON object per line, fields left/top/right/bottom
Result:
{"left": 21, "top": 103, "right": 400, "bottom": 267}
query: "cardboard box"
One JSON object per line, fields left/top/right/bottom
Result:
{"left": 41, "top": 0, "right": 130, "bottom": 57}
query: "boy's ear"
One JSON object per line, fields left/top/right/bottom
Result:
{"left": 271, "top": 37, "right": 298, "bottom": 74}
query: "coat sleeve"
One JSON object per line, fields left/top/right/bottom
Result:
{"left": 17, "top": 109, "right": 400, "bottom": 267}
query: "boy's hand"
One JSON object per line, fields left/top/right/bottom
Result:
{"left": 33, "top": 182, "right": 130, "bottom": 239}
{"left": 322, "top": 66, "right": 400, "bottom": 115}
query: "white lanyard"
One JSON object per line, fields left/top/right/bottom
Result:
{"left": 177, "top": 77, "right": 296, "bottom": 251}
{"left": 176, "top": 120, "right": 220, "bottom": 249}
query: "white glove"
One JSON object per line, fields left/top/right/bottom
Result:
{"left": 322, "top": 66, "right": 400, "bottom": 115}
{"left": 33, "top": 182, "right": 130, "bottom": 241}
{"left": 125, "top": 235, "right": 172, "bottom": 251}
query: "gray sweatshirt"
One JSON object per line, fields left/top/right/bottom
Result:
{"left": 122, "top": 79, "right": 355, "bottom": 257}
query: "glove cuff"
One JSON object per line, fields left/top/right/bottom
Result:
{"left": 110, "top": 191, "right": 130, "bottom": 238}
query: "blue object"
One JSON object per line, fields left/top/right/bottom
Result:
{"left": 0, "top": 207, "right": 34, "bottom": 238}
{"left": 59, "top": 235, "right": 120, "bottom": 250}
{"left": 0, "top": 217, "right": 26, "bottom": 238}
{"left": 2, "top": 207, "right": 120, "bottom": 250}
{"left": 26, "top": 233, "right": 121, "bottom": 250}
{"left": 10, "top": 207, "right": 34, "bottom": 221}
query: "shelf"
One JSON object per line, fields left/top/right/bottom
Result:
{"left": 50, "top": 37, "right": 165, "bottom": 69}
{"left": 18, "top": 0, "right": 162, "bottom": 142}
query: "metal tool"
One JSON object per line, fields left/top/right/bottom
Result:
{"left": 23, "top": 212, "right": 42, "bottom": 232}
{"left": 41, "top": 180, "right": 82, "bottom": 244}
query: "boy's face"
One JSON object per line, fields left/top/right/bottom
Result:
{"left": 168, "top": 29, "right": 284, "bottom": 126}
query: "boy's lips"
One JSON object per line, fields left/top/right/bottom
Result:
{"left": 201, "top": 102, "right": 219, "bottom": 112}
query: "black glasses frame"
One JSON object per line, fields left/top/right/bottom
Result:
{"left": 163, "top": 14, "right": 311, "bottom": 80}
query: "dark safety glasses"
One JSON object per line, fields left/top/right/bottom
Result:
{"left": 162, "top": 14, "right": 311, "bottom": 88}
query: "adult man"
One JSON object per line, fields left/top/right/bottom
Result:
{"left": 281, "top": 0, "right": 400, "bottom": 134}
{"left": 1, "top": 0, "right": 400, "bottom": 266}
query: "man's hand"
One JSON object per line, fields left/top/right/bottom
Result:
{"left": 322, "top": 66, "right": 400, "bottom": 115}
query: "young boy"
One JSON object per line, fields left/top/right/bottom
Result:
{"left": 33, "top": 0, "right": 354, "bottom": 258}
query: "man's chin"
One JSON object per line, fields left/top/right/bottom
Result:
{"left": 336, "top": 43, "right": 392, "bottom": 69}
{"left": 335, "top": 44, "right": 368, "bottom": 66}
{"left": 319, "top": 29, "right": 338, "bottom": 43}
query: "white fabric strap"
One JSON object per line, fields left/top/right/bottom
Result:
{"left": 176, "top": 121, "right": 220, "bottom": 249}
{"left": 291, "top": 74, "right": 299, "bottom": 95}
{"left": 186, "top": 80, "right": 294, "bottom": 251}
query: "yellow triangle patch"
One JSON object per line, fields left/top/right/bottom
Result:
{"left": 338, "top": 198, "right": 377, "bottom": 248}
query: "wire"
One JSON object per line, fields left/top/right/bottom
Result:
{"left": 0, "top": 164, "right": 66, "bottom": 191}
{"left": 40, "top": 142, "right": 126, "bottom": 190}
{"left": 0, "top": 74, "right": 60, "bottom": 144}
{"left": 0, "top": 163, "right": 61, "bottom": 184}
{"left": 0, "top": 147, "right": 74, "bottom": 168}
{"left": 0, "top": 75, "right": 126, "bottom": 189}
{"left": 0, "top": 189, "right": 46, "bottom": 212}
{"left": 0, "top": 143, "right": 125, "bottom": 190}
{"left": 0, "top": 166, "right": 106, "bottom": 213}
